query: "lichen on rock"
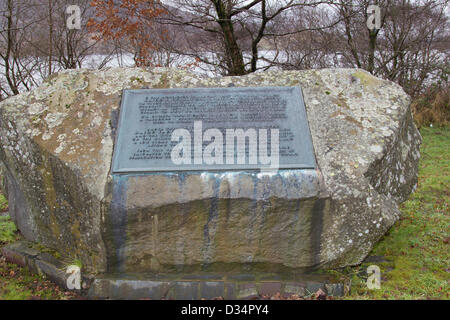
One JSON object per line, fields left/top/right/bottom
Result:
{"left": 0, "top": 67, "right": 421, "bottom": 274}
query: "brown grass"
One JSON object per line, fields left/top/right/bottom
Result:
{"left": 412, "top": 86, "right": 449, "bottom": 128}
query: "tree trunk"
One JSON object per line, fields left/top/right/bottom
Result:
{"left": 367, "top": 29, "right": 377, "bottom": 74}
{"left": 48, "top": 0, "right": 53, "bottom": 76}
{"left": 213, "top": 1, "right": 246, "bottom": 76}
{"left": 4, "top": 0, "right": 19, "bottom": 95}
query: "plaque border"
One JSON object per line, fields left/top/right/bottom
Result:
{"left": 112, "top": 86, "right": 316, "bottom": 173}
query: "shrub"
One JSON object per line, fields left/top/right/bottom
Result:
{"left": 412, "top": 86, "right": 449, "bottom": 128}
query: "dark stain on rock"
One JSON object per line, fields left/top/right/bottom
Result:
{"left": 202, "top": 178, "right": 221, "bottom": 268}
{"left": 311, "top": 199, "right": 325, "bottom": 267}
{"left": 110, "top": 108, "right": 120, "bottom": 144}
{"left": 3, "top": 168, "right": 36, "bottom": 241}
{"left": 107, "top": 174, "right": 129, "bottom": 273}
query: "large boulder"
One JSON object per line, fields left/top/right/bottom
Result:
{"left": 0, "top": 68, "right": 421, "bottom": 275}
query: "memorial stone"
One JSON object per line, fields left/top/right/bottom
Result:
{"left": 0, "top": 68, "right": 421, "bottom": 293}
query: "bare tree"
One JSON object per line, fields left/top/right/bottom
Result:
{"left": 327, "top": 0, "right": 393, "bottom": 74}
{"left": 268, "top": 5, "right": 341, "bottom": 70}
{"left": 0, "top": 0, "right": 447, "bottom": 100}
{"left": 157, "top": 0, "right": 337, "bottom": 76}
{"left": 29, "top": 0, "right": 103, "bottom": 71}
{"left": 331, "top": 0, "right": 449, "bottom": 96}
{"left": 0, "top": 0, "right": 43, "bottom": 98}
{"left": 53, "top": 0, "right": 101, "bottom": 69}
{"left": 378, "top": 0, "right": 449, "bottom": 95}
{"left": 0, "top": 0, "right": 111, "bottom": 100}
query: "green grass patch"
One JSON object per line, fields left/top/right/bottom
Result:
{"left": 0, "top": 184, "right": 79, "bottom": 300}
{"left": 0, "top": 257, "right": 77, "bottom": 300}
{"left": 336, "top": 126, "right": 449, "bottom": 300}
{"left": 0, "top": 193, "right": 7, "bottom": 212}
{"left": 0, "top": 216, "right": 17, "bottom": 245}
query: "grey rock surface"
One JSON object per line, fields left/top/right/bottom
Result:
{"left": 0, "top": 67, "right": 421, "bottom": 274}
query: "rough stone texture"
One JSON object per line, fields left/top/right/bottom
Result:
{"left": 108, "top": 171, "right": 326, "bottom": 274}
{"left": 0, "top": 67, "right": 421, "bottom": 276}
{"left": 87, "top": 274, "right": 341, "bottom": 299}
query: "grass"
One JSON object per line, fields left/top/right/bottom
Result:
{"left": 0, "top": 256, "right": 79, "bottom": 300}
{"left": 0, "top": 127, "right": 448, "bottom": 300}
{"left": 0, "top": 193, "right": 7, "bottom": 212}
{"left": 0, "top": 214, "right": 79, "bottom": 300}
{"left": 0, "top": 215, "right": 81, "bottom": 300}
{"left": 0, "top": 214, "right": 81, "bottom": 300}
{"left": 0, "top": 216, "right": 17, "bottom": 245}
